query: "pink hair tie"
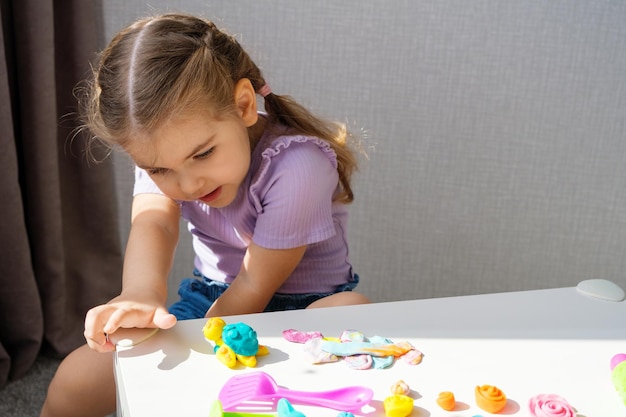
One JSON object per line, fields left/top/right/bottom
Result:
{"left": 258, "top": 84, "right": 272, "bottom": 97}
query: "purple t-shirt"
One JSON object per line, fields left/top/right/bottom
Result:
{"left": 133, "top": 125, "right": 354, "bottom": 293}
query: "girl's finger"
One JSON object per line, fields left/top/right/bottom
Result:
{"left": 153, "top": 307, "right": 177, "bottom": 329}
{"left": 102, "top": 306, "right": 132, "bottom": 335}
{"left": 84, "top": 304, "right": 113, "bottom": 346}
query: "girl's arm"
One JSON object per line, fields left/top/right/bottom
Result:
{"left": 122, "top": 193, "right": 180, "bottom": 303}
{"left": 83, "top": 193, "right": 180, "bottom": 351}
{"left": 205, "top": 241, "right": 307, "bottom": 317}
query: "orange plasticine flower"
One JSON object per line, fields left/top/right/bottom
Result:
{"left": 436, "top": 391, "right": 456, "bottom": 411}
{"left": 475, "top": 384, "right": 507, "bottom": 413}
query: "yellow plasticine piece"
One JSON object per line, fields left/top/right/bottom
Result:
{"left": 204, "top": 317, "right": 226, "bottom": 343}
{"left": 383, "top": 394, "right": 414, "bottom": 417}
{"left": 475, "top": 384, "right": 507, "bottom": 413}
{"left": 236, "top": 354, "right": 257, "bottom": 368}
{"left": 436, "top": 391, "right": 456, "bottom": 411}
{"left": 256, "top": 345, "right": 270, "bottom": 356}
{"left": 216, "top": 344, "right": 237, "bottom": 368}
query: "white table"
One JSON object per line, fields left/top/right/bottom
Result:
{"left": 114, "top": 287, "right": 626, "bottom": 416}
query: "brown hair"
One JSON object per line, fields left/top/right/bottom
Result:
{"left": 79, "top": 13, "right": 358, "bottom": 203}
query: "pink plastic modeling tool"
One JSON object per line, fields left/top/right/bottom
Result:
{"left": 218, "top": 371, "right": 373, "bottom": 411}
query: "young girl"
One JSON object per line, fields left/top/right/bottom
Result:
{"left": 40, "top": 12, "right": 370, "bottom": 417}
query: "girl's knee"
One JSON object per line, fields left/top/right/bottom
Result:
{"left": 41, "top": 345, "right": 116, "bottom": 417}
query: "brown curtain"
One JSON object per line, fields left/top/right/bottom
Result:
{"left": 0, "top": 0, "right": 122, "bottom": 388}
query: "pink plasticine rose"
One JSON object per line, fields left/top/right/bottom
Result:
{"left": 528, "top": 394, "right": 576, "bottom": 417}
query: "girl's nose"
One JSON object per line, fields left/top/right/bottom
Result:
{"left": 178, "top": 172, "right": 203, "bottom": 196}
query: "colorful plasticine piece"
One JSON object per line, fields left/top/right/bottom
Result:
{"left": 343, "top": 353, "right": 373, "bottom": 370}
{"left": 383, "top": 394, "right": 414, "bottom": 417}
{"left": 390, "top": 380, "right": 410, "bottom": 396}
{"left": 340, "top": 330, "right": 367, "bottom": 342}
{"left": 203, "top": 317, "right": 268, "bottom": 368}
{"left": 436, "top": 391, "right": 456, "bottom": 411}
{"left": 338, "top": 330, "right": 374, "bottom": 369}
{"left": 371, "top": 354, "right": 394, "bottom": 369}
{"left": 475, "top": 384, "right": 507, "bottom": 413}
{"left": 369, "top": 336, "right": 396, "bottom": 369}
{"left": 204, "top": 317, "right": 228, "bottom": 344}
{"left": 321, "top": 340, "right": 413, "bottom": 357}
{"left": 400, "top": 348, "right": 423, "bottom": 365}
{"left": 276, "top": 398, "right": 306, "bottom": 417}
{"left": 282, "top": 329, "right": 324, "bottom": 343}
{"left": 222, "top": 322, "right": 259, "bottom": 356}
{"left": 285, "top": 328, "right": 424, "bottom": 369}
{"left": 611, "top": 353, "right": 626, "bottom": 406}
{"left": 303, "top": 337, "right": 339, "bottom": 363}
{"left": 528, "top": 394, "right": 577, "bottom": 417}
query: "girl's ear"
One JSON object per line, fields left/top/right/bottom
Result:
{"left": 233, "top": 78, "right": 258, "bottom": 127}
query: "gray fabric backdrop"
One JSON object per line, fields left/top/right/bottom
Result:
{"left": 103, "top": 1, "right": 626, "bottom": 304}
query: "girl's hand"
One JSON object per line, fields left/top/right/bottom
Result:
{"left": 84, "top": 193, "right": 180, "bottom": 352}
{"left": 83, "top": 293, "right": 176, "bottom": 352}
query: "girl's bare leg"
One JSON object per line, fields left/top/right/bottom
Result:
{"left": 40, "top": 344, "right": 116, "bottom": 417}
{"left": 308, "top": 291, "right": 371, "bottom": 308}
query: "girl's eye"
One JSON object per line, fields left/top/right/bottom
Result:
{"left": 194, "top": 147, "right": 214, "bottom": 160}
{"left": 148, "top": 167, "right": 168, "bottom": 175}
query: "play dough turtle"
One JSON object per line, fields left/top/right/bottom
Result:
{"left": 203, "top": 317, "right": 269, "bottom": 368}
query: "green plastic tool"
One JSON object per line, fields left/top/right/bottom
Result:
{"left": 209, "top": 400, "right": 274, "bottom": 417}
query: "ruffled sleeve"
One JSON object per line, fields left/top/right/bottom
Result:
{"left": 248, "top": 135, "right": 340, "bottom": 249}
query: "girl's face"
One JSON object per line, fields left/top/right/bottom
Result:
{"left": 126, "top": 110, "right": 254, "bottom": 208}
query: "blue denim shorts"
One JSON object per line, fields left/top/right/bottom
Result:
{"left": 168, "top": 269, "right": 360, "bottom": 320}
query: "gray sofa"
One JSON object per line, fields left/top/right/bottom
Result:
{"left": 107, "top": 1, "right": 626, "bottom": 304}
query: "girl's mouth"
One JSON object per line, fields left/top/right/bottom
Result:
{"left": 199, "top": 186, "right": 222, "bottom": 204}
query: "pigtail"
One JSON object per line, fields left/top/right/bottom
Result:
{"left": 262, "top": 92, "right": 356, "bottom": 204}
